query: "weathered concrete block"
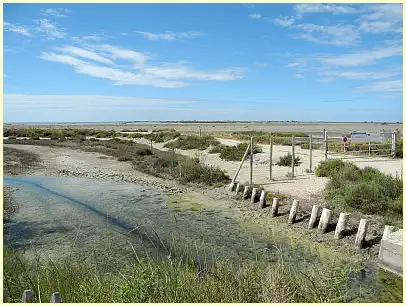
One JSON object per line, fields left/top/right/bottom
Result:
{"left": 271, "top": 198, "right": 279, "bottom": 217}
{"left": 242, "top": 186, "right": 252, "bottom": 199}
{"left": 318, "top": 208, "right": 332, "bottom": 233}
{"left": 378, "top": 229, "right": 403, "bottom": 277}
{"left": 235, "top": 183, "right": 244, "bottom": 194}
{"left": 251, "top": 188, "right": 261, "bottom": 204}
{"left": 288, "top": 199, "right": 299, "bottom": 224}
{"left": 259, "top": 190, "right": 267, "bottom": 208}
{"left": 335, "top": 213, "right": 349, "bottom": 239}
{"left": 354, "top": 219, "right": 368, "bottom": 249}
{"left": 228, "top": 181, "right": 237, "bottom": 191}
{"left": 308, "top": 205, "right": 320, "bottom": 229}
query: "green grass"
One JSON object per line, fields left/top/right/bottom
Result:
{"left": 209, "top": 143, "right": 262, "bottom": 161}
{"left": 164, "top": 135, "right": 220, "bottom": 150}
{"left": 300, "top": 143, "right": 321, "bottom": 150}
{"left": 3, "top": 243, "right": 363, "bottom": 303}
{"left": 276, "top": 153, "right": 300, "bottom": 167}
{"left": 4, "top": 128, "right": 120, "bottom": 139}
{"left": 315, "top": 160, "right": 402, "bottom": 225}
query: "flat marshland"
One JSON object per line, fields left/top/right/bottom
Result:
{"left": 3, "top": 124, "right": 403, "bottom": 302}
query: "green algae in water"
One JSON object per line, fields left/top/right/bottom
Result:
{"left": 168, "top": 195, "right": 207, "bottom": 212}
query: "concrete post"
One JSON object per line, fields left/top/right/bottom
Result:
{"left": 269, "top": 136, "right": 273, "bottom": 180}
{"left": 51, "top": 292, "right": 62, "bottom": 303}
{"left": 199, "top": 126, "right": 202, "bottom": 137}
{"left": 22, "top": 290, "right": 33, "bottom": 303}
{"left": 271, "top": 198, "right": 279, "bottom": 217}
{"left": 242, "top": 186, "right": 252, "bottom": 199}
{"left": 288, "top": 199, "right": 299, "bottom": 224}
{"left": 291, "top": 135, "right": 296, "bottom": 177}
{"left": 335, "top": 213, "right": 350, "bottom": 239}
{"left": 235, "top": 183, "right": 244, "bottom": 194}
{"left": 391, "top": 131, "right": 396, "bottom": 158}
{"left": 308, "top": 205, "right": 321, "bottom": 229}
{"left": 250, "top": 137, "right": 253, "bottom": 185}
{"left": 318, "top": 208, "right": 332, "bottom": 233}
{"left": 309, "top": 134, "right": 313, "bottom": 172}
{"left": 259, "top": 190, "right": 267, "bottom": 208}
{"left": 354, "top": 219, "right": 368, "bottom": 249}
{"left": 324, "top": 130, "right": 328, "bottom": 161}
{"left": 382, "top": 225, "right": 394, "bottom": 240}
{"left": 251, "top": 188, "right": 260, "bottom": 204}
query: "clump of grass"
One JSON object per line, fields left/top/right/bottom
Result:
{"left": 209, "top": 143, "right": 262, "bottom": 161}
{"left": 266, "top": 191, "right": 288, "bottom": 201}
{"left": 164, "top": 135, "right": 220, "bottom": 150}
{"left": 4, "top": 147, "right": 42, "bottom": 175}
{"left": 318, "top": 161, "right": 402, "bottom": 224}
{"left": 136, "top": 148, "right": 153, "bottom": 156}
{"left": 178, "top": 158, "right": 229, "bottom": 185}
{"left": 152, "top": 128, "right": 177, "bottom": 133}
{"left": 144, "top": 131, "right": 181, "bottom": 143}
{"left": 228, "top": 131, "right": 308, "bottom": 145}
{"left": 128, "top": 133, "right": 145, "bottom": 138}
{"left": 3, "top": 243, "right": 365, "bottom": 303}
{"left": 276, "top": 153, "right": 300, "bottom": 167}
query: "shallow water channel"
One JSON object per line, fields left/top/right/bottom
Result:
{"left": 4, "top": 175, "right": 402, "bottom": 302}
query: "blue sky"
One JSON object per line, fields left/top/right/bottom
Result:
{"left": 4, "top": 3, "right": 403, "bottom": 122}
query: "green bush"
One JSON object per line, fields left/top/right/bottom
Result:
{"left": 395, "top": 138, "right": 403, "bottom": 158}
{"left": 164, "top": 135, "right": 219, "bottom": 150}
{"left": 178, "top": 158, "right": 229, "bottom": 185}
{"left": 209, "top": 143, "right": 262, "bottom": 161}
{"left": 276, "top": 153, "right": 300, "bottom": 167}
{"left": 322, "top": 161, "right": 402, "bottom": 222}
{"left": 300, "top": 143, "right": 321, "bottom": 150}
{"left": 136, "top": 148, "right": 153, "bottom": 156}
{"left": 315, "top": 159, "right": 346, "bottom": 177}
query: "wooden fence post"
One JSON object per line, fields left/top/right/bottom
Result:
{"left": 309, "top": 134, "right": 313, "bottom": 172}
{"left": 324, "top": 129, "right": 328, "bottom": 161}
{"left": 269, "top": 136, "right": 273, "bottom": 180}
{"left": 228, "top": 143, "right": 251, "bottom": 190}
{"left": 250, "top": 136, "right": 253, "bottom": 185}
{"left": 291, "top": 135, "right": 295, "bottom": 177}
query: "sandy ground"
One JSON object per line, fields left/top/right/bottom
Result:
{"left": 124, "top": 137, "right": 403, "bottom": 202}
{"left": 5, "top": 121, "right": 402, "bottom": 137}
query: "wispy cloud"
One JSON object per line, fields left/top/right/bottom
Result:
{"left": 358, "top": 4, "right": 402, "bottom": 34}
{"left": 4, "top": 22, "right": 31, "bottom": 36}
{"left": 40, "top": 8, "right": 71, "bottom": 18}
{"left": 318, "top": 70, "right": 400, "bottom": 80}
{"left": 292, "top": 73, "right": 304, "bottom": 79}
{"left": 356, "top": 80, "right": 402, "bottom": 93}
{"left": 136, "top": 31, "right": 203, "bottom": 41}
{"left": 40, "top": 43, "right": 245, "bottom": 88}
{"left": 318, "top": 45, "right": 402, "bottom": 67}
{"left": 35, "top": 19, "right": 66, "bottom": 40}
{"left": 54, "top": 45, "right": 115, "bottom": 66}
{"left": 72, "top": 33, "right": 107, "bottom": 43}
{"left": 294, "top": 4, "right": 357, "bottom": 19}
{"left": 248, "top": 13, "right": 262, "bottom": 19}
{"left": 294, "top": 23, "right": 360, "bottom": 47}
{"left": 274, "top": 16, "right": 295, "bottom": 27}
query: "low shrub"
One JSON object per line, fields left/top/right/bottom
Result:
{"left": 315, "top": 159, "right": 346, "bottom": 177}
{"left": 136, "top": 148, "right": 153, "bottom": 156}
{"left": 276, "top": 153, "right": 300, "bottom": 167}
{"left": 164, "top": 135, "right": 219, "bottom": 150}
{"left": 178, "top": 158, "right": 230, "bottom": 185}
{"left": 395, "top": 138, "right": 402, "bottom": 158}
{"left": 209, "top": 143, "right": 262, "bottom": 161}
{"left": 321, "top": 161, "right": 402, "bottom": 223}
{"left": 300, "top": 143, "right": 321, "bottom": 150}
{"left": 144, "top": 131, "right": 181, "bottom": 143}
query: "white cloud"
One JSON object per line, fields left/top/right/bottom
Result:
{"left": 293, "top": 73, "right": 304, "bottom": 78}
{"left": 35, "top": 19, "right": 66, "bottom": 40}
{"left": 294, "top": 23, "right": 360, "bottom": 46}
{"left": 4, "top": 22, "right": 31, "bottom": 36}
{"left": 286, "top": 62, "right": 301, "bottom": 68}
{"left": 318, "top": 45, "right": 402, "bottom": 67}
{"left": 136, "top": 31, "right": 203, "bottom": 41}
{"left": 319, "top": 70, "right": 400, "bottom": 80}
{"left": 248, "top": 13, "right": 262, "bottom": 19}
{"left": 294, "top": 4, "right": 357, "bottom": 19}
{"left": 358, "top": 4, "right": 402, "bottom": 34}
{"left": 92, "top": 44, "right": 149, "bottom": 66}
{"left": 54, "top": 45, "right": 115, "bottom": 66}
{"left": 254, "top": 62, "right": 269, "bottom": 68}
{"left": 40, "top": 43, "right": 245, "bottom": 88}
{"left": 356, "top": 80, "right": 402, "bottom": 93}
{"left": 40, "top": 8, "right": 71, "bottom": 18}
{"left": 274, "top": 16, "right": 295, "bottom": 27}
{"left": 142, "top": 63, "right": 244, "bottom": 81}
